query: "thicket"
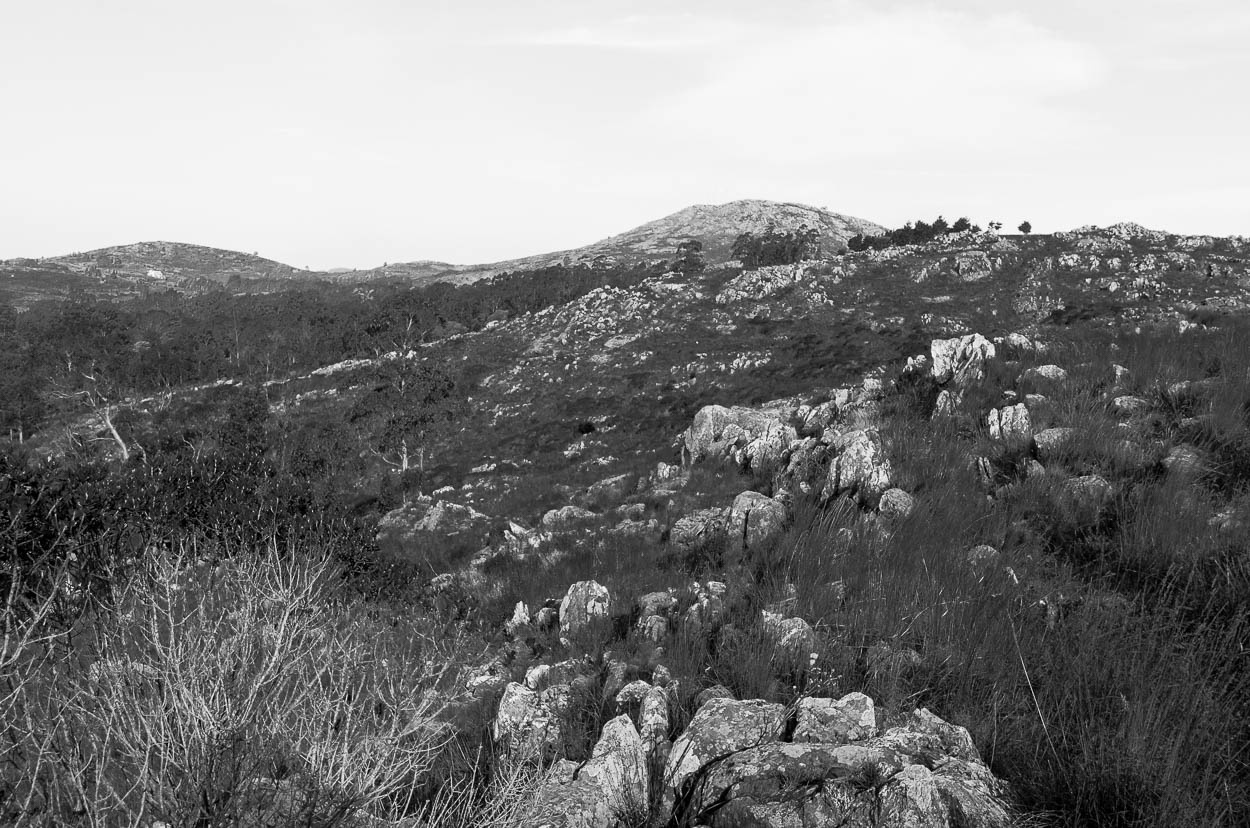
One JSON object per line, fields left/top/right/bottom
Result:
{"left": 847, "top": 215, "right": 979, "bottom": 252}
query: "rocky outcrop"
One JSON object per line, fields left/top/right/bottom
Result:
{"left": 664, "top": 700, "right": 1012, "bottom": 827}
{"left": 683, "top": 405, "right": 796, "bottom": 474}
{"left": 559, "top": 581, "right": 610, "bottom": 641}
{"left": 521, "top": 715, "right": 648, "bottom": 828}
{"left": 823, "top": 429, "right": 894, "bottom": 506}
{"left": 663, "top": 697, "right": 787, "bottom": 814}
{"left": 931, "top": 334, "right": 996, "bottom": 388}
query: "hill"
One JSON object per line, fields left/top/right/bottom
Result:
{"left": 354, "top": 199, "right": 885, "bottom": 284}
{"left": 0, "top": 200, "right": 883, "bottom": 304}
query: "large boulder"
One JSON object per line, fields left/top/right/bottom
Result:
{"left": 559, "top": 581, "right": 611, "bottom": 641}
{"left": 823, "top": 429, "right": 894, "bottom": 506}
{"left": 663, "top": 698, "right": 786, "bottom": 814}
{"left": 931, "top": 334, "right": 996, "bottom": 388}
{"left": 727, "top": 491, "right": 788, "bottom": 554}
{"left": 520, "top": 715, "right": 648, "bottom": 828}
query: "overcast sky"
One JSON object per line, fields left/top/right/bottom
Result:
{"left": 2, "top": 0, "right": 1247, "bottom": 268}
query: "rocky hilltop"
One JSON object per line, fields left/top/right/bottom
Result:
{"left": 351, "top": 199, "right": 885, "bottom": 285}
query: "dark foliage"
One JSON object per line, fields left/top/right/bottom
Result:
{"left": 730, "top": 225, "right": 821, "bottom": 268}
{"left": 847, "top": 215, "right": 980, "bottom": 252}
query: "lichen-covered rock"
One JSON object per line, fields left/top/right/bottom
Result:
{"left": 727, "top": 491, "right": 787, "bottom": 554}
{"left": 559, "top": 581, "right": 610, "bottom": 640}
{"left": 823, "top": 429, "right": 893, "bottom": 506}
{"left": 663, "top": 698, "right": 786, "bottom": 814}
{"left": 930, "top": 334, "right": 996, "bottom": 388}
{"left": 986, "top": 403, "right": 1031, "bottom": 440}
{"left": 794, "top": 692, "right": 878, "bottom": 743}
{"left": 639, "top": 684, "right": 670, "bottom": 755}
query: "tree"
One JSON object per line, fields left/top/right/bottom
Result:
{"left": 350, "top": 358, "right": 461, "bottom": 494}
{"left": 952, "top": 217, "right": 973, "bottom": 233}
{"left": 989, "top": 221, "right": 1004, "bottom": 232}
{"left": 1018, "top": 221, "right": 1033, "bottom": 235}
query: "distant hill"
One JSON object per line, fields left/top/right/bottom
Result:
{"left": 351, "top": 199, "right": 885, "bottom": 285}
{"left": 1, "top": 200, "right": 885, "bottom": 304}
{"left": 49, "top": 241, "right": 310, "bottom": 285}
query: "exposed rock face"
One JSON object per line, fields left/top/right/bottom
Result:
{"left": 987, "top": 403, "right": 1031, "bottom": 440}
{"left": 727, "top": 491, "right": 787, "bottom": 553}
{"left": 663, "top": 698, "right": 787, "bottom": 814}
{"left": 931, "top": 334, "right": 996, "bottom": 388}
{"left": 824, "top": 429, "right": 894, "bottom": 506}
{"left": 559, "top": 581, "right": 610, "bottom": 640}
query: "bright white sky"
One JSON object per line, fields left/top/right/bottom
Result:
{"left": 2, "top": 0, "right": 1247, "bottom": 268}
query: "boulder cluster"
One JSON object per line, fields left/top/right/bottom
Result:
{"left": 478, "top": 581, "right": 1013, "bottom": 828}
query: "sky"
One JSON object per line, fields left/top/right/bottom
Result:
{"left": 2, "top": 0, "right": 1248, "bottom": 269}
